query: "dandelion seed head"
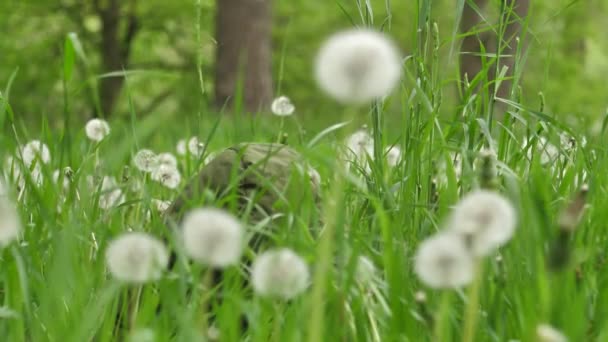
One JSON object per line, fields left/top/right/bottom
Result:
{"left": 188, "top": 137, "right": 205, "bottom": 157}
{"left": 315, "top": 29, "right": 402, "bottom": 104}
{"left": 98, "top": 176, "right": 124, "bottom": 209}
{"left": 152, "top": 199, "right": 171, "bottom": 213}
{"left": 355, "top": 255, "right": 377, "bottom": 285}
{"left": 251, "top": 248, "right": 310, "bottom": 299}
{"left": 151, "top": 164, "right": 181, "bottom": 189}
{"left": 536, "top": 324, "right": 568, "bottom": 342}
{"left": 0, "top": 196, "right": 21, "bottom": 247}
{"left": 85, "top": 118, "right": 111, "bottom": 142}
{"left": 105, "top": 232, "right": 169, "bottom": 283}
{"left": 157, "top": 153, "right": 178, "bottom": 168}
{"left": 447, "top": 190, "right": 517, "bottom": 256}
{"left": 176, "top": 139, "right": 187, "bottom": 156}
{"left": 52, "top": 169, "right": 71, "bottom": 191}
{"left": 181, "top": 207, "right": 244, "bottom": 267}
{"left": 271, "top": 96, "right": 295, "bottom": 116}
{"left": 414, "top": 291, "right": 427, "bottom": 303}
{"left": 414, "top": 232, "right": 474, "bottom": 289}
{"left": 133, "top": 149, "right": 158, "bottom": 172}
{"left": 19, "top": 140, "right": 51, "bottom": 167}
{"left": 344, "top": 129, "right": 373, "bottom": 168}
{"left": 385, "top": 145, "right": 402, "bottom": 167}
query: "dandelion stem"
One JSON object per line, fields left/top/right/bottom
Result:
{"left": 307, "top": 170, "right": 345, "bottom": 342}
{"left": 462, "top": 260, "right": 484, "bottom": 342}
{"left": 271, "top": 302, "right": 282, "bottom": 342}
{"left": 200, "top": 268, "right": 213, "bottom": 338}
{"left": 433, "top": 291, "right": 451, "bottom": 342}
{"left": 129, "top": 286, "right": 142, "bottom": 330}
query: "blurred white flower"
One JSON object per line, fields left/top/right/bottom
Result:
{"left": 0, "top": 196, "right": 21, "bottom": 247}
{"left": 251, "top": 248, "right": 310, "bottom": 299}
{"left": 414, "top": 290, "right": 427, "bottom": 303}
{"left": 52, "top": 168, "right": 71, "bottom": 191}
{"left": 524, "top": 137, "right": 559, "bottom": 165}
{"left": 414, "top": 232, "right": 474, "bottom": 289}
{"left": 105, "top": 232, "right": 169, "bottom": 283}
{"left": 446, "top": 189, "right": 517, "bottom": 256}
{"left": 157, "top": 153, "right": 178, "bottom": 168}
{"left": 133, "top": 149, "right": 158, "bottom": 172}
{"left": 85, "top": 118, "right": 111, "bottom": 142}
{"left": 536, "top": 324, "right": 568, "bottom": 342}
{"left": 385, "top": 145, "right": 402, "bottom": 167}
{"left": 436, "top": 152, "right": 462, "bottom": 187}
{"left": 188, "top": 137, "right": 205, "bottom": 157}
{"left": 181, "top": 207, "right": 244, "bottom": 267}
{"left": 151, "top": 164, "right": 181, "bottom": 189}
{"left": 98, "top": 176, "right": 125, "bottom": 210}
{"left": 271, "top": 96, "right": 295, "bottom": 116}
{"left": 19, "top": 140, "right": 51, "bottom": 167}
{"left": 176, "top": 139, "right": 187, "bottom": 156}
{"left": 355, "top": 255, "right": 377, "bottom": 285}
{"left": 5, "top": 156, "right": 43, "bottom": 188}
{"left": 152, "top": 199, "right": 171, "bottom": 213}
{"left": 344, "top": 129, "right": 373, "bottom": 169}
{"left": 315, "top": 29, "right": 401, "bottom": 104}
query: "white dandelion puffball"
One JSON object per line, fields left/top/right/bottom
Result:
{"left": 176, "top": 139, "right": 187, "bottom": 156}
{"left": 524, "top": 137, "right": 559, "bottom": 165}
{"left": 345, "top": 129, "right": 373, "bottom": 166}
{"left": 85, "top": 118, "right": 111, "bottom": 142}
{"left": 98, "top": 176, "right": 125, "bottom": 209}
{"left": 446, "top": 189, "right": 517, "bottom": 256}
{"left": 52, "top": 169, "right": 71, "bottom": 191}
{"left": 19, "top": 140, "right": 51, "bottom": 166}
{"left": 188, "top": 137, "right": 205, "bottom": 157}
{"left": 536, "top": 324, "right": 568, "bottom": 342}
{"left": 151, "top": 164, "right": 181, "bottom": 189}
{"left": 271, "top": 96, "right": 295, "bottom": 116}
{"left": 152, "top": 199, "right": 171, "bottom": 213}
{"left": 133, "top": 149, "right": 159, "bottom": 172}
{"left": 414, "top": 232, "right": 474, "bottom": 289}
{"left": 251, "top": 248, "right": 310, "bottom": 300}
{"left": 355, "top": 255, "right": 377, "bottom": 285}
{"left": 315, "top": 29, "right": 402, "bottom": 104}
{"left": 157, "top": 153, "right": 178, "bottom": 168}
{"left": 181, "top": 207, "right": 244, "bottom": 267}
{"left": 0, "top": 197, "right": 21, "bottom": 247}
{"left": 385, "top": 145, "right": 402, "bottom": 167}
{"left": 105, "top": 232, "right": 169, "bottom": 283}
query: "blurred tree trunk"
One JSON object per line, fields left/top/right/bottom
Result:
{"left": 214, "top": 0, "right": 273, "bottom": 112}
{"left": 95, "top": 0, "right": 139, "bottom": 116}
{"left": 459, "top": 0, "right": 529, "bottom": 99}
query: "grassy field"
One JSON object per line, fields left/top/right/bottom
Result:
{"left": 1, "top": 1, "right": 607, "bottom": 342}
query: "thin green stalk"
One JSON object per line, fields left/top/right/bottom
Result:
{"left": 433, "top": 291, "right": 452, "bottom": 342}
{"left": 307, "top": 170, "right": 346, "bottom": 342}
{"left": 200, "top": 268, "right": 213, "bottom": 338}
{"left": 462, "top": 260, "right": 484, "bottom": 342}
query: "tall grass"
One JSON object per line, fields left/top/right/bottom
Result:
{"left": 0, "top": 1, "right": 605, "bottom": 341}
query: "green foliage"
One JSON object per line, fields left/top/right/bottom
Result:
{"left": 1, "top": 0, "right": 607, "bottom": 341}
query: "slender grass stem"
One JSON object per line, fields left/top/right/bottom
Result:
{"left": 433, "top": 291, "right": 452, "bottom": 342}
{"left": 462, "top": 260, "right": 484, "bottom": 342}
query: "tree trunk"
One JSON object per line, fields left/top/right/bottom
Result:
{"left": 459, "top": 0, "right": 529, "bottom": 99}
{"left": 459, "top": 0, "right": 490, "bottom": 88}
{"left": 96, "top": 0, "right": 138, "bottom": 116}
{"left": 491, "top": 0, "right": 530, "bottom": 100}
{"left": 214, "top": 0, "right": 273, "bottom": 113}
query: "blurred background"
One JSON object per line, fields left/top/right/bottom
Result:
{"left": 1, "top": 0, "right": 607, "bottom": 132}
